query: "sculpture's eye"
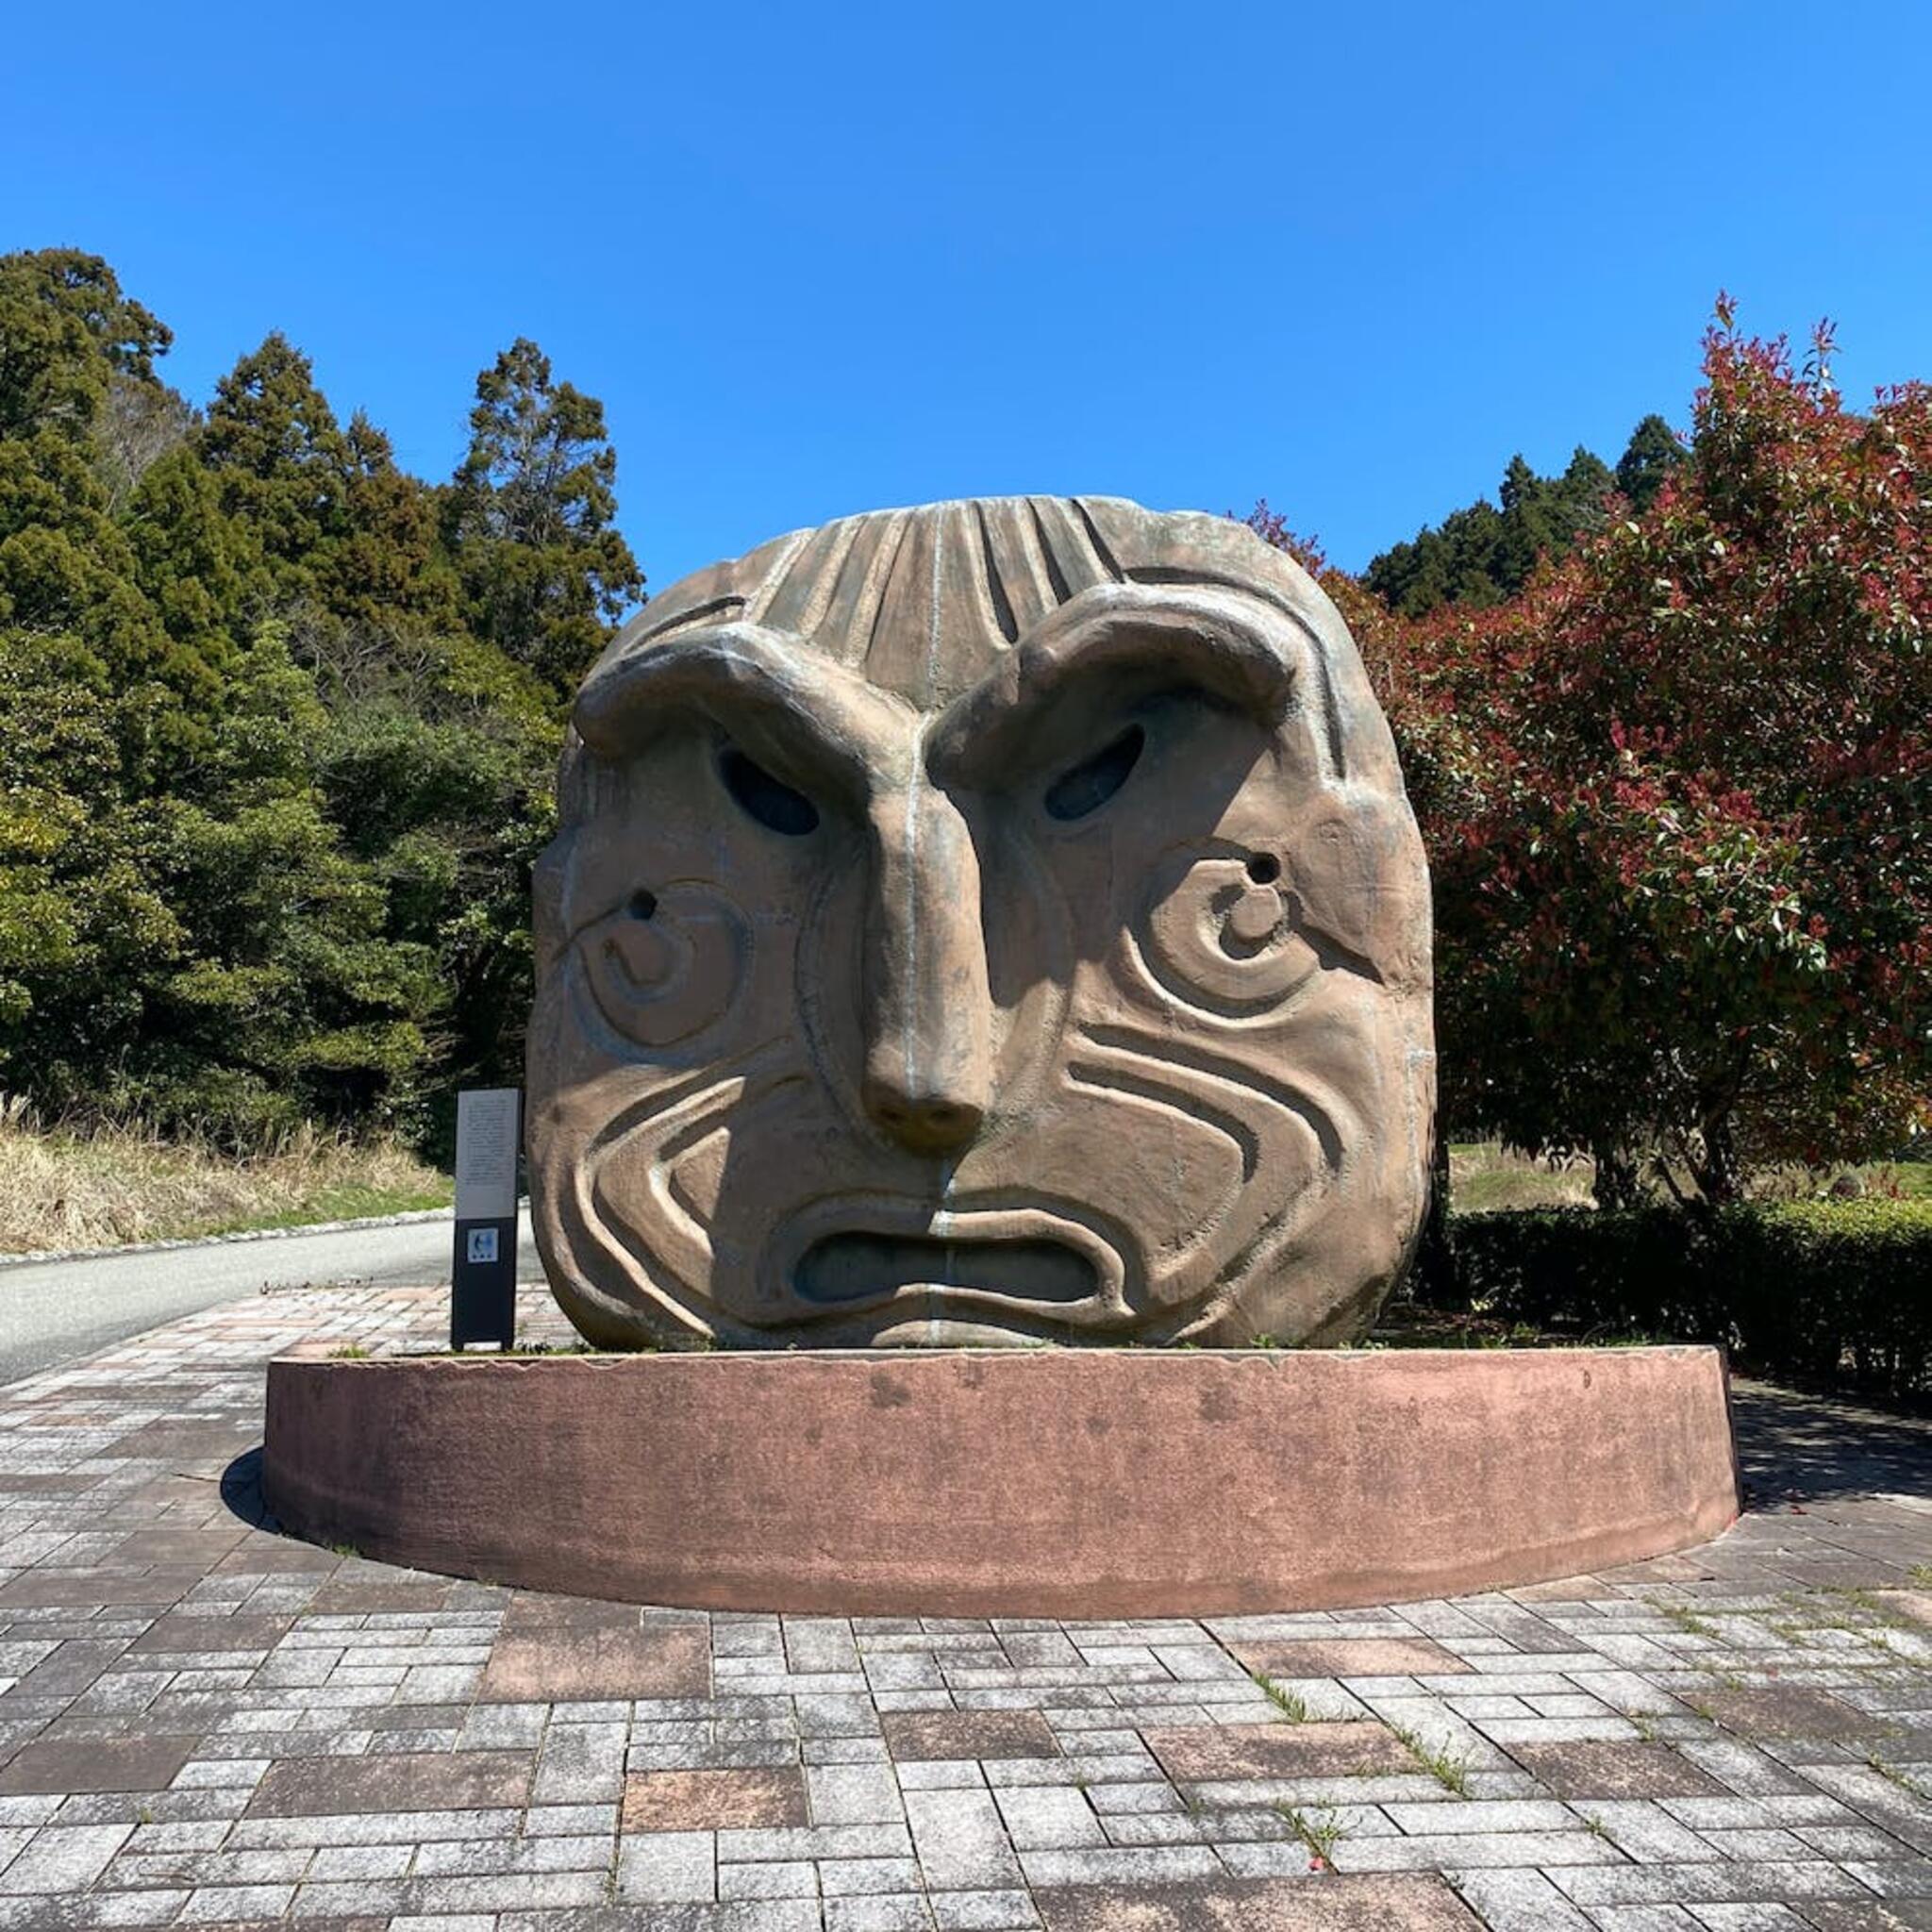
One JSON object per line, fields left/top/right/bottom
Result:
{"left": 1044, "top": 724, "right": 1144, "bottom": 823}
{"left": 720, "top": 746, "right": 820, "bottom": 836}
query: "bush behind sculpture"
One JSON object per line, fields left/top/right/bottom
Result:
{"left": 1257, "top": 298, "right": 1931, "bottom": 1203}
{"left": 1442, "top": 1198, "right": 1932, "bottom": 1395}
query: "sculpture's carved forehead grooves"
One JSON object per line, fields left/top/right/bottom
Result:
{"left": 575, "top": 495, "right": 1398, "bottom": 795}
{"left": 629, "top": 497, "right": 1126, "bottom": 707}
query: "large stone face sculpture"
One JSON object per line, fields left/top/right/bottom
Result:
{"left": 527, "top": 497, "right": 1433, "bottom": 1348}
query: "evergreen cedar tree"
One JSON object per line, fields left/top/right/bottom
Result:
{"left": 0, "top": 249, "right": 641, "bottom": 1150}
{"left": 0, "top": 250, "right": 1924, "bottom": 1204}
{"left": 1362, "top": 418, "right": 1682, "bottom": 617}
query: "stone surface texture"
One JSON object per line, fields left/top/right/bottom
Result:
{"left": 0, "top": 1279, "right": 1929, "bottom": 1929}
{"left": 526, "top": 496, "right": 1435, "bottom": 1348}
{"left": 261, "top": 1346, "right": 1739, "bottom": 1616}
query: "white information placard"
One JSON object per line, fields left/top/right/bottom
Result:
{"left": 455, "top": 1088, "right": 521, "bottom": 1222}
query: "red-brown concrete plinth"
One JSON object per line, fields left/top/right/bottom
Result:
{"left": 261, "top": 1347, "right": 1740, "bottom": 1618}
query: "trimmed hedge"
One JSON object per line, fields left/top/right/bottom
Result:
{"left": 1432, "top": 1199, "right": 1932, "bottom": 1395}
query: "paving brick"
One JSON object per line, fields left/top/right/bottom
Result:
{"left": 991, "top": 1783, "right": 1105, "bottom": 1850}
{"left": 477, "top": 1616, "right": 709, "bottom": 1701}
{"left": 825, "top": 1896, "right": 938, "bottom": 1930}
{"left": 1232, "top": 1638, "right": 1475, "bottom": 1679}
{"left": 820, "top": 1856, "right": 924, "bottom": 1894}
{"left": 1696, "top": 1685, "right": 1890, "bottom": 1743}
{"left": 1549, "top": 1863, "right": 1871, "bottom": 1906}
{"left": 127, "top": 1612, "right": 291, "bottom": 1655}
{"left": 1844, "top": 1861, "right": 1932, "bottom": 1900}
{"left": 532, "top": 1717, "right": 627, "bottom": 1804}
{"left": 931, "top": 1890, "right": 1042, "bottom": 1929}
{"left": 719, "top": 1856, "right": 818, "bottom": 1898}
{"left": 610, "top": 1826, "right": 715, "bottom": 1902}
{"left": 1145, "top": 1720, "right": 1412, "bottom": 1782}
{"left": 0, "top": 1821, "right": 133, "bottom": 1892}
{"left": 808, "top": 1761, "right": 908, "bottom": 1824}
{"left": 1336, "top": 1828, "right": 1624, "bottom": 1871}
{"left": 245, "top": 1748, "right": 531, "bottom": 1816}
{"left": 1799, "top": 1906, "right": 1932, "bottom": 1931}
{"left": 1447, "top": 1867, "right": 1596, "bottom": 1931}
{"left": 905, "top": 1787, "right": 1024, "bottom": 1890}
{"left": 1507, "top": 1740, "right": 1728, "bottom": 1799}
{"left": 1578, "top": 1797, "right": 1725, "bottom": 1862}
{"left": 1381, "top": 1799, "right": 1577, "bottom": 1834}
{"left": 717, "top": 1821, "right": 914, "bottom": 1863}
{"left": 625, "top": 1766, "right": 809, "bottom": 1830}
{"left": 1033, "top": 1872, "right": 1481, "bottom": 1928}
{"left": 883, "top": 1710, "right": 1059, "bottom": 1762}
{"left": 1794, "top": 1763, "right": 1932, "bottom": 1857}
{"left": 0, "top": 1734, "right": 195, "bottom": 1793}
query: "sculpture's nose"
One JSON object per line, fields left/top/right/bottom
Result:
{"left": 860, "top": 777, "right": 991, "bottom": 1155}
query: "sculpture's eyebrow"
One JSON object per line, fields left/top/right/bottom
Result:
{"left": 926, "top": 583, "right": 1306, "bottom": 782}
{"left": 572, "top": 622, "right": 916, "bottom": 794}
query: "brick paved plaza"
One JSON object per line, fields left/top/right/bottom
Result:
{"left": 0, "top": 1283, "right": 1927, "bottom": 1929}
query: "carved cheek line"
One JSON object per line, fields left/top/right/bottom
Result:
{"left": 1068, "top": 1023, "right": 1360, "bottom": 1323}
{"left": 1062, "top": 1053, "right": 1258, "bottom": 1237}
{"left": 1078, "top": 1023, "right": 1349, "bottom": 1174}
{"left": 541, "top": 1040, "right": 798, "bottom": 1343}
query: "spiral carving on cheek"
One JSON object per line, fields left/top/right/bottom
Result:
{"left": 1136, "top": 852, "right": 1319, "bottom": 1018}
{"left": 578, "top": 884, "right": 750, "bottom": 1048}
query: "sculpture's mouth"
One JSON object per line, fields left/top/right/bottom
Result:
{"left": 795, "top": 1232, "right": 1096, "bottom": 1307}
{"left": 763, "top": 1198, "right": 1129, "bottom": 1332}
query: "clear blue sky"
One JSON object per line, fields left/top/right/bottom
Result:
{"left": 7, "top": 2, "right": 1930, "bottom": 587}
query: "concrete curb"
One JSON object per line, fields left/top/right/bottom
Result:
{"left": 0, "top": 1205, "right": 458, "bottom": 1271}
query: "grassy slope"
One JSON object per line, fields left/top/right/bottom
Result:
{"left": 0, "top": 1107, "right": 451, "bottom": 1254}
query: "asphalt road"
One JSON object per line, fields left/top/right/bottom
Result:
{"left": 0, "top": 1210, "right": 544, "bottom": 1387}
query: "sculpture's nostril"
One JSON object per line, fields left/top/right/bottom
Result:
{"left": 922, "top": 1102, "right": 975, "bottom": 1141}
{"left": 864, "top": 1080, "right": 983, "bottom": 1153}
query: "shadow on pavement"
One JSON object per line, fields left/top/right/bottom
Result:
{"left": 1732, "top": 1377, "right": 1932, "bottom": 1507}
{"left": 222, "top": 1445, "right": 279, "bottom": 1533}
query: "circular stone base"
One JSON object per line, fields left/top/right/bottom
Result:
{"left": 261, "top": 1346, "right": 1739, "bottom": 1618}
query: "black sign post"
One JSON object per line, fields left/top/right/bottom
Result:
{"left": 452, "top": 1087, "right": 520, "bottom": 1350}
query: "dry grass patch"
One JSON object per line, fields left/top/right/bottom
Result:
{"left": 1448, "top": 1141, "right": 1597, "bottom": 1213}
{"left": 0, "top": 1099, "right": 450, "bottom": 1254}
{"left": 1446, "top": 1140, "right": 1929, "bottom": 1213}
